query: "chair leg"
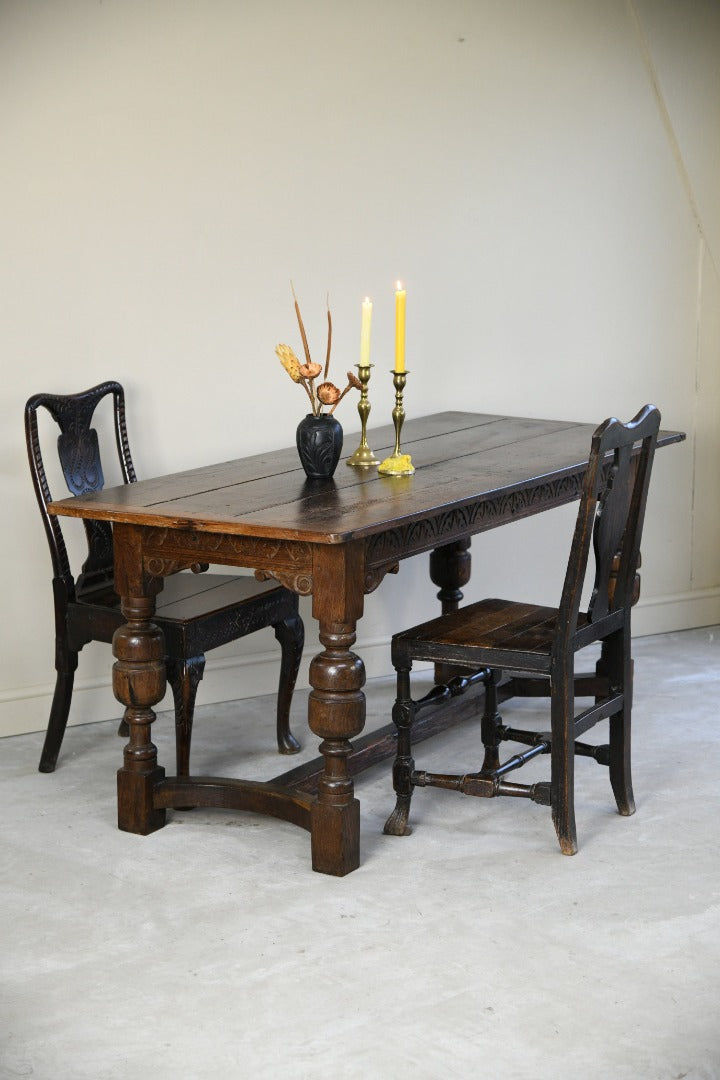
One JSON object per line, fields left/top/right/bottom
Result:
{"left": 273, "top": 615, "right": 304, "bottom": 754}
{"left": 550, "top": 661, "right": 578, "bottom": 855}
{"left": 605, "top": 629, "right": 635, "bottom": 816}
{"left": 384, "top": 668, "right": 416, "bottom": 836}
{"left": 480, "top": 669, "right": 503, "bottom": 772}
{"left": 166, "top": 656, "right": 206, "bottom": 777}
{"left": 39, "top": 651, "right": 79, "bottom": 773}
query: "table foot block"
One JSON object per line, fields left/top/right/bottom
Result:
{"left": 117, "top": 766, "right": 167, "bottom": 834}
{"left": 311, "top": 798, "right": 360, "bottom": 876}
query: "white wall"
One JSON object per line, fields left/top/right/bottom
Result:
{"left": 1, "top": 0, "right": 718, "bottom": 739}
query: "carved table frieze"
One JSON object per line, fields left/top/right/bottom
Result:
{"left": 142, "top": 528, "right": 314, "bottom": 577}
{"left": 364, "top": 473, "right": 586, "bottom": 572}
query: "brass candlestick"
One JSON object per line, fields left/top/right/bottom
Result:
{"left": 346, "top": 363, "right": 379, "bottom": 467}
{"left": 378, "top": 370, "right": 415, "bottom": 476}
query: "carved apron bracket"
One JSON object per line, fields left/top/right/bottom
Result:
{"left": 255, "top": 568, "right": 314, "bottom": 596}
{"left": 144, "top": 556, "right": 201, "bottom": 578}
{"left": 364, "top": 562, "right": 399, "bottom": 594}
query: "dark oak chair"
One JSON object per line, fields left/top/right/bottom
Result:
{"left": 384, "top": 405, "right": 661, "bottom": 855}
{"left": 25, "top": 380, "right": 304, "bottom": 774}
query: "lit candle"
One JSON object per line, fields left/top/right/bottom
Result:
{"left": 394, "top": 281, "right": 406, "bottom": 373}
{"left": 360, "top": 297, "right": 372, "bottom": 366}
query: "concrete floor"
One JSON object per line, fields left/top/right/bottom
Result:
{"left": 1, "top": 627, "right": 719, "bottom": 1080}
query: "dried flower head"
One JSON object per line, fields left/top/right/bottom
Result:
{"left": 346, "top": 370, "right": 362, "bottom": 390}
{"left": 275, "top": 344, "right": 302, "bottom": 383}
{"left": 317, "top": 382, "right": 341, "bottom": 406}
{"left": 299, "top": 362, "right": 322, "bottom": 379}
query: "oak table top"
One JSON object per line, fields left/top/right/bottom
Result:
{"left": 52, "top": 411, "right": 684, "bottom": 539}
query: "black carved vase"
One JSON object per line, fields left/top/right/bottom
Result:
{"left": 296, "top": 414, "right": 343, "bottom": 480}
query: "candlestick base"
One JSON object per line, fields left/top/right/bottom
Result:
{"left": 347, "top": 445, "right": 380, "bottom": 467}
{"left": 378, "top": 451, "right": 415, "bottom": 476}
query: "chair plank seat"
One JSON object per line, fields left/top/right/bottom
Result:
{"left": 152, "top": 574, "right": 285, "bottom": 623}
{"left": 77, "top": 573, "right": 282, "bottom": 619}
{"left": 393, "top": 598, "right": 585, "bottom": 673}
{"left": 75, "top": 574, "right": 295, "bottom": 656}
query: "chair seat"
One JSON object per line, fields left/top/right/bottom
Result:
{"left": 76, "top": 572, "right": 293, "bottom": 654}
{"left": 155, "top": 572, "right": 285, "bottom": 619}
{"left": 392, "top": 598, "right": 590, "bottom": 675}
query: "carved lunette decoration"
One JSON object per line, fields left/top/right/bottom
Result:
{"left": 364, "top": 472, "right": 591, "bottom": 571}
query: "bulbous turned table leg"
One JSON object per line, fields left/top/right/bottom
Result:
{"left": 113, "top": 595, "right": 167, "bottom": 835}
{"left": 308, "top": 620, "right": 366, "bottom": 876}
{"left": 430, "top": 537, "right": 472, "bottom": 614}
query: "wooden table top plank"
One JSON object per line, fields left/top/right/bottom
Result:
{"left": 49, "top": 412, "right": 684, "bottom": 544}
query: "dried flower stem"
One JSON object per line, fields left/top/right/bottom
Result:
{"left": 299, "top": 377, "right": 318, "bottom": 414}
{"left": 291, "top": 281, "right": 312, "bottom": 367}
{"left": 324, "top": 296, "right": 332, "bottom": 379}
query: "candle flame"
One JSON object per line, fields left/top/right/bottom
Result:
{"left": 396, "top": 280, "right": 403, "bottom": 291}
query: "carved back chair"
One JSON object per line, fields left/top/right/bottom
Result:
{"left": 384, "top": 405, "right": 661, "bottom": 855}
{"left": 25, "top": 381, "right": 304, "bottom": 774}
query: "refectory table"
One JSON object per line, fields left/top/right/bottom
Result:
{"left": 49, "top": 411, "right": 683, "bottom": 875}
